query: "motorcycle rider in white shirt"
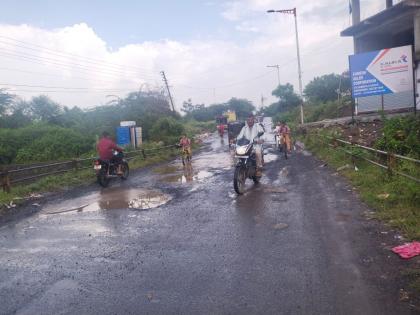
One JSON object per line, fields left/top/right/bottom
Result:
{"left": 237, "top": 114, "right": 265, "bottom": 176}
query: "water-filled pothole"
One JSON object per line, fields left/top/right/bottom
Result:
{"left": 44, "top": 187, "right": 171, "bottom": 214}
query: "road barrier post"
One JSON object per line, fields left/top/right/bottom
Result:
{"left": 72, "top": 159, "right": 80, "bottom": 171}
{"left": 1, "top": 169, "right": 11, "bottom": 193}
{"left": 387, "top": 152, "right": 396, "bottom": 176}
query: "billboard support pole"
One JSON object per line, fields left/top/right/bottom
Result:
{"left": 413, "top": 58, "right": 417, "bottom": 116}
{"left": 381, "top": 94, "right": 384, "bottom": 112}
{"left": 351, "top": 98, "right": 355, "bottom": 125}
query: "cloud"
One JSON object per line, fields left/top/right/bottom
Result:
{"left": 0, "top": 0, "right": 368, "bottom": 111}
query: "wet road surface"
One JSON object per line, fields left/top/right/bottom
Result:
{"left": 0, "top": 135, "right": 414, "bottom": 314}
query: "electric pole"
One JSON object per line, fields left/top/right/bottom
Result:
{"left": 267, "top": 8, "right": 304, "bottom": 124}
{"left": 160, "top": 71, "right": 175, "bottom": 112}
{"left": 261, "top": 94, "right": 266, "bottom": 109}
{"left": 266, "top": 65, "right": 281, "bottom": 86}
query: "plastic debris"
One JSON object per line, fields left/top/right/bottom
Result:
{"left": 6, "top": 201, "right": 16, "bottom": 209}
{"left": 273, "top": 223, "right": 288, "bottom": 230}
{"left": 28, "top": 193, "right": 43, "bottom": 199}
{"left": 377, "top": 193, "right": 390, "bottom": 200}
{"left": 337, "top": 164, "right": 350, "bottom": 171}
{"left": 392, "top": 242, "right": 420, "bottom": 259}
{"left": 265, "top": 187, "right": 287, "bottom": 193}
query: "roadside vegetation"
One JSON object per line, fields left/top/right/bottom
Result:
{"left": 0, "top": 87, "right": 252, "bottom": 208}
{"left": 299, "top": 116, "right": 420, "bottom": 240}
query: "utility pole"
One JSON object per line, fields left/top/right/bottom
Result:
{"left": 267, "top": 8, "right": 304, "bottom": 124}
{"left": 261, "top": 94, "right": 266, "bottom": 109}
{"left": 266, "top": 65, "right": 281, "bottom": 86}
{"left": 160, "top": 71, "right": 175, "bottom": 112}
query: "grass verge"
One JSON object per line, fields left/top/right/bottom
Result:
{"left": 300, "top": 131, "right": 420, "bottom": 300}
{"left": 0, "top": 145, "right": 186, "bottom": 211}
{"left": 300, "top": 132, "right": 420, "bottom": 239}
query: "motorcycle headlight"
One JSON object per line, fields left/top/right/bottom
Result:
{"left": 236, "top": 146, "right": 247, "bottom": 155}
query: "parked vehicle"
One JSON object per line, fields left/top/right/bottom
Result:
{"left": 93, "top": 151, "right": 129, "bottom": 187}
{"left": 233, "top": 136, "right": 263, "bottom": 194}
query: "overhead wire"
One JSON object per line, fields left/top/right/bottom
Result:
{"left": 0, "top": 35, "right": 160, "bottom": 75}
{"left": 0, "top": 47, "right": 160, "bottom": 80}
{"left": 0, "top": 82, "right": 141, "bottom": 91}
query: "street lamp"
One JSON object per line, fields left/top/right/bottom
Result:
{"left": 267, "top": 8, "right": 304, "bottom": 124}
{"left": 266, "top": 65, "right": 281, "bottom": 86}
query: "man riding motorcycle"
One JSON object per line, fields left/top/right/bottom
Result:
{"left": 237, "top": 114, "right": 264, "bottom": 176}
{"left": 96, "top": 131, "right": 124, "bottom": 174}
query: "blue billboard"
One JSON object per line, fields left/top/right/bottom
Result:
{"left": 349, "top": 45, "right": 413, "bottom": 99}
{"left": 116, "top": 127, "right": 130, "bottom": 146}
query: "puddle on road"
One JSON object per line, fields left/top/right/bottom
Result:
{"left": 154, "top": 151, "right": 234, "bottom": 184}
{"left": 44, "top": 187, "right": 172, "bottom": 214}
{"left": 264, "top": 153, "right": 278, "bottom": 163}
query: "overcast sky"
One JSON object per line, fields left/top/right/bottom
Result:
{"left": 0, "top": 0, "right": 387, "bottom": 110}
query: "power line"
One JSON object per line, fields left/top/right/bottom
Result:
{"left": 0, "top": 47, "right": 160, "bottom": 80}
{"left": 176, "top": 70, "right": 275, "bottom": 90}
{"left": 0, "top": 35, "right": 159, "bottom": 75}
{"left": 0, "top": 82, "right": 141, "bottom": 91}
{"left": 0, "top": 66, "right": 133, "bottom": 84}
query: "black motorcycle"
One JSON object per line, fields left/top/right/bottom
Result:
{"left": 233, "top": 134, "right": 263, "bottom": 195}
{"left": 93, "top": 151, "right": 129, "bottom": 187}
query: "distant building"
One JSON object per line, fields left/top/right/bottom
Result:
{"left": 341, "top": 0, "right": 420, "bottom": 113}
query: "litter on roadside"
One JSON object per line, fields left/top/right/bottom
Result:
{"left": 265, "top": 187, "right": 287, "bottom": 193}
{"left": 377, "top": 193, "right": 390, "bottom": 200}
{"left": 28, "top": 193, "right": 43, "bottom": 199}
{"left": 337, "top": 164, "right": 350, "bottom": 171}
{"left": 392, "top": 242, "right": 420, "bottom": 259}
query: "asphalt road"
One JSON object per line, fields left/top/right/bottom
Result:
{"left": 0, "top": 135, "right": 415, "bottom": 315}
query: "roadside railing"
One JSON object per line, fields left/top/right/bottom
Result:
{"left": 0, "top": 144, "right": 178, "bottom": 193}
{"left": 306, "top": 132, "right": 420, "bottom": 184}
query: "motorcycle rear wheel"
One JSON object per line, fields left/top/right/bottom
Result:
{"left": 252, "top": 174, "right": 261, "bottom": 184}
{"left": 121, "top": 162, "right": 129, "bottom": 180}
{"left": 234, "top": 166, "right": 247, "bottom": 195}
{"left": 97, "top": 169, "right": 110, "bottom": 187}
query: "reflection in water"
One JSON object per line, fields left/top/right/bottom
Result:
{"left": 182, "top": 163, "right": 194, "bottom": 183}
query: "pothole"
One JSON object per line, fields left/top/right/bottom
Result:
{"left": 44, "top": 188, "right": 172, "bottom": 214}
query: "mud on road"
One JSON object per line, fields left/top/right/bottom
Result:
{"left": 0, "top": 134, "right": 418, "bottom": 314}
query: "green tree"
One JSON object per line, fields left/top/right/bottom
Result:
{"left": 264, "top": 83, "right": 301, "bottom": 116}
{"left": 0, "top": 89, "right": 15, "bottom": 116}
{"left": 29, "top": 95, "right": 63, "bottom": 123}
{"left": 225, "top": 98, "right": 255, "bottom": 120}
{"left": 150, "top": 116, "right": 184, "bottom": 144}
{"left": 304, "top": 73, "right": 350, "bottom": 103}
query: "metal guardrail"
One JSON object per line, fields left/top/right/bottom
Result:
{"left": 0, "top": 144, "right": 178, "bottom": 193}
{"left": 310, "top": 133, "right": 420, "bottom": 184}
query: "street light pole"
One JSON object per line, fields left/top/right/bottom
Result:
{"left": 266, "top": 65, "right": 281, "bottom": 86}
{"left": 267, "top": 8, "right": 304, "bottom": 124}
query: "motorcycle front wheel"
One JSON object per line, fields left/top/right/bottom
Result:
{"left": 234, "top": 166, "right": 247, "bottom": 195}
